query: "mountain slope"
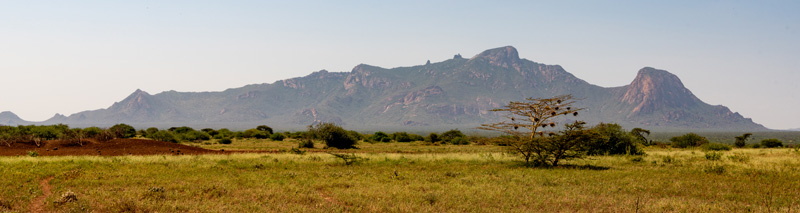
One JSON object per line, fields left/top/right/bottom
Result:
{"left": 3, "top": 46, "right": 766, "bottom": 131}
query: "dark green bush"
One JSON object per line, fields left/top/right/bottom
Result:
{"left": 440, "top": 129, "right": 465, "bottom": 143}
{"left": 148, "top": 130, "right": 178, "bottom": 143}
{"left": 450, "top": 137, "right": 470, "bottom": 145}
{"left": 270, "top": 133, "right": 285, "bottom": 141}
{"left": 670, "top": 133, "right": 709, "bottom": 148}
{"left": 392, "top": 132, "right": 412, "bottom": 142}
{"left": 705, "top": 152, "right": 723, "bottom": 161}
{"left": 585, "top": 123, "right": 643, "bottom": 155}
{"left": 110, "top": 123, "right": 136, "bottom": 138}
{"left": 701, "top": 143, "right": 732, "bottom": 151}
{"left": 308, "top": 123, "right": 356, "bottom": 149}
{"left": 298, "top": 140, "right": 314, "bottom": 148}
{"left": 218, "top": 138, "right": 232, "bottom": 144}
{"left": 426, "top": 133, "right": 440, "bottom": 143}
{"left": 371, "top": 132, "right": 391, "bottom": 143}
{"left": 760, "top": 138, "right": 784, "bottom": 148}
{"left": 256, "top": 125, "right": 274, "bottom": 134}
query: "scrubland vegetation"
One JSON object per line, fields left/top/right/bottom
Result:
{"left": 2, "top": 145, "right": 799, "bottom": 212}
{"left": 1, "top": 95, "right": 798, "bottom": 212}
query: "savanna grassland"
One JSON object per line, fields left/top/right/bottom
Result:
{"left": 2, "top": 140, "right": 799, "bottom": 212}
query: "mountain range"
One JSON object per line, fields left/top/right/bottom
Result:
{"left": 1, "top": 46, "right": 767, "bottom": 132}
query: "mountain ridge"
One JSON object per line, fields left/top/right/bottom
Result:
{"left": 1, "top": 46, "right": 767, "bottom": 131}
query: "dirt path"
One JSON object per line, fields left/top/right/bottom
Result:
{"left": 29, "top": 176, "right": 54, "bottom": 213}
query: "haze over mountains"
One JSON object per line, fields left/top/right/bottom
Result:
{"left": 1, "top": 46, "right": 766, "bottom": 131}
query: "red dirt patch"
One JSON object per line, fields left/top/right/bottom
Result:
{"left": 0, "top": 139, "right": 227, "bottom": 156}
{"left": 30, "top": 176, "right": 54, "bottom": 213}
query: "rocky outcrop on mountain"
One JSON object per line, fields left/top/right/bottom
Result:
{"left": 620, "top": 67, "right": 702, "bottom": 116}
{"left": 2, "top": 46, "right": 766, "bottom": 131}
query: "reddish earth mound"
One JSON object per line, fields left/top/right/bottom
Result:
{"left": 0, "top": 139, "right": 225, "bottom": 156}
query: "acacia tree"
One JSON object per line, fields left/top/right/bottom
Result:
{"left": 734, "top": 133, "right": 752, "bottom": 148}
{"left": 630, "top": 128, "right": 651, "bottom": 146}
{"left": 479, "top": 94, "right": 583, "bottom": 165}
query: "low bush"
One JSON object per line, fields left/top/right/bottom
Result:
{"left": 727, "top": 152, "right": 751, "bottom": 163}
{"left": 760, "top": 138, "right": 783, "bottom": 148}
{"left": 670, "top": 133, "right": 709, "bottom": 148}
{"left": 27, "top": 151, "right": 39, "bottom": 157}
{"left": 449, "top": 137, "right": 470, "bottom": 145}
{"left": 704, "top": 165, "right": 726, "bottom": 175}
{"left": 218, "top": 138, "right": 232, "bottom": 144}
{"left": 270, "top": 133, "right": 286, "bottom": 141}
{"left": 298, "top": 140, "right": 314, "bottom": 148}
{"left": 704, "top": 152, "right": 723, "bottom": 161}
{"left": 701, "top": 143, "right": 732, "bottom": 151}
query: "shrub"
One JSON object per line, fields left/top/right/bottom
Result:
{"left": 449, "top": 137, "right": 470, "bottom": 145}
{"left": 298, "top": 140, "right": 314, "bottom": 148}
{"left": 148, "top": 130, "right": 178, "bottom": 143}
{"left": 705, "top": 152, "right": 723, "bottom": 161}
{"left": 392, "top": 132, "right": 412, "bottom": 142}
{"left": 329, "top": 153, "right": 368, "bottom": 165}
{"left": 371, "top": 132, "right": 391, "bottom": 143}
{"left": 218, "top": 138, "right": 232, "bottom": 144}
{"left": 256, "top": 125, "right": 274, "bottom": 134}
{"left": 308, "top": 123, "right": 356, "bottom": 149}
{"left": 760, "top": 138, "right": 783, "bottom": 148}
{"left": 727, "top": 152, "right": 751, "bottom": 163}
{"left": 252, "top": 131, "right": 270, "bottom": 139}
{"left": 426, "top": 133, "right": 440, "bottom": 143}
{"left": 586, "top": 123, "right": 643, "bottom": 155}
{"left": 270, "top": 133, "right": 285, "bottom": 141}
{"left": 289, "top": 147, "right": 306, "bottom": 154}
{"left": 704, "top": 165, "right": 725, "bottom": 175}
{"left": 701, "top": 143, "right": 732, "bottom": 151}
{"left": 670, "top": 133, "right": 709, "bottom": 148}
{"left": 440, "top": 129, "right": 465, "bottom": 143}
{"left": 27, "top": 151, "right": 39, "bottom": 157}
{"left": 109, "top": 123, "right": 136, "bottom": 138}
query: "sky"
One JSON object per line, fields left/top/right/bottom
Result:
{"left": 1, "top": 1, "right": 798, "bottom": 129}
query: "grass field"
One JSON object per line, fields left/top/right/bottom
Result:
{"left": 1, "top": 141, "right": 799, "bottom": 212}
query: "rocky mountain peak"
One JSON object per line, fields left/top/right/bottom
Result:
{"left": 0, "top": 111, "right": 26, "bottom": 125}
{"left": 109, "top": 89, "right": 155, "bottom": 113}
{"left": 621, "top": 67, "right": 701, "bottom": 115}
{"left": 470, "top": 46, "right": 521, "bottom": 70}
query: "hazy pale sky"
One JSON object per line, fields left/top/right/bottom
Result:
{"left": 1, "top": 1, "right": 798, "bottom": 129}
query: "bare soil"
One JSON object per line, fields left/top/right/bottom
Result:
{"left": 29, "top": 176, "right": 53, "bottom": 213}
{"left": 0, "top": 139, "right": 230, "bottom": 156}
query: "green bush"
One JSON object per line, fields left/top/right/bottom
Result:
{"left": 218, "top": 138, "right": 232, "bottom": 144}
{"left": 392, "top": 132, "right": 412, "bottom": 142}
{"left": 586, "top": 123, "right": 643, "bottom": 155}
{"left": 760, "top": 138, "right": 783, "bottom": 148}
{"left": 309, "top": 123, "right": 356, "bottom": 149}
{"left": 426, "top": 133, "right": 440, "bottom": 143}
{"left": 449, "top": 137, "right": 470, "bottom": 145}
{"left": 701, "top": 143, "right": 732, "bottom": 151}
{"left": 27, "top": 151, "right": 39, "bottom": 157}
{"left": 298, "top": 140, "right": 314, "bottom": 148}
{"left": 440, "top": 129, "right": 465, "bottom": 143}
{"left": 670, "top": 133, "right": 709, "bottom": 148}
{"left": 148, "top": 130, "right": 178, "bottom": 143}
{"left": 705, "top": 152, "right": 723, "bottom": 161}
{"left": 256, "top": 125, "right": 274, "bottom": 134}
{"left": 270, "top": 133, "right": 286, "bottom": 141}
{"left": 110, "top": 123, "right": 136, "bottom": 138}
{"left": 371, "top": 132, "right": 391, "bottom": 143}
